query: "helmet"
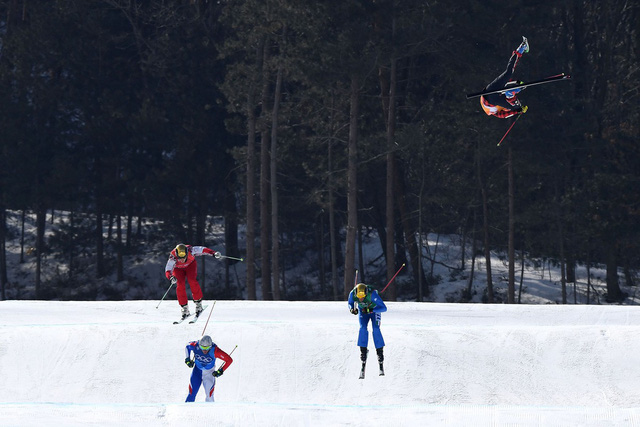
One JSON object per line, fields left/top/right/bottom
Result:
{"left": 355, "top": 283, "right": 368, "bottom": 300}
{"left": 175, "top": 244, "right": 188, "bottom": 259}
{"left": 199, "top": 335, "right": 213, "bottom": 352}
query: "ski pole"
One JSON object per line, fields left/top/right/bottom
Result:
{"left": 201, "top": 300, "right": 217, "bottom": 335}
{"left": 218, "top": 344, "right": 238, "bottom": 370}
{"left": 216, "top": 253, "right": 244, "bottom": 262}
{"left": 497, "top": 114, "right": 522, "bottom": 147}
{"left": 381, "top": 263, "right": 406, "bottom": 294}
{"left": 156, "top": 280, "right": 175, "bottom": 309}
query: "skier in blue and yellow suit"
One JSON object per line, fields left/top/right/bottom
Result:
{"left": 348, "top": 283, "right": 387, "bottom": 364}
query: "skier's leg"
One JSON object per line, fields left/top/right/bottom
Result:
{"left": 201, "top": 367, "right": 217, "bottom": 402}
{"left": 185, "top": 367, "right": 203, "bottom": 402}
{"left": 357, "top": 313, "right": 369, "bottom": 348}
{"left": 486, "top": 53, "right": 520, "bottom": 91}
{"left": 360, "top": 346, "right": 368, "bottom": 361}
{"left": 174, "top": 269, "right": 188, "bottom": 307}
{"left": 186, "top": 261, "right": 203, "bottom": 301}
{"left": 372, "top": 312, "right": 385, "bottom": 348}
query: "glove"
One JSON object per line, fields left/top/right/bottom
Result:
{"left": 212, "top": 368, "right": 224, "bottom": 377}
{"left": 350, "top": 307, "right": 358, "bottom": 315}
{"left": 521, "top": 105, "right": 528, "bottom": 113}
{"left": 185, "top": 358, "right": 194, "bottom": 368}
{"left": 362, "top": 307, "right": 373, "bottom": 314}
{"left": 170, "top": 276, "right": 177, "bottom": 285}
{"left": 214, "top": 252, "right": 222, "bottom": 259}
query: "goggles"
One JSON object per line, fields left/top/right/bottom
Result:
{"left": 356, "top": 289, "right": 366, "bottom": 299}
{"left": 200, "top": 344, "right": 212, "bottom": 352}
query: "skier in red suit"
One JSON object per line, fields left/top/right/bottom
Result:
{"left": 165, "top": 243, "right": 221, "bottom": 320}
{"left": 480, "top": 37, "right": 530, "bottom": 118}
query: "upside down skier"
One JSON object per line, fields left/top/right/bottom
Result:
{"left": 184, "top": 335, "right": 233, "bottom": 402}
{"left": 480, "top": 36, "right": 530, "bottom": 118}
{"left": 348, "top": 283, "right": 387, "bottom": 377}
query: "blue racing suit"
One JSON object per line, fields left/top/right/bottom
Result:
{"left": 184, "top": 341, "right": 233, "bottom": 402}
{"left": 348, "top": 287, "right": 387, "bottom": 349}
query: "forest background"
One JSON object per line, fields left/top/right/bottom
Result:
{"left": 0, "top": 0, "right": 638, "bottom": 304}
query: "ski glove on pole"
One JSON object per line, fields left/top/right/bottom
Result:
{"left": 362, "top": 307, "right": 373, "bottom": 314}
{"left": 350, "top": 307, "right": 358, "bottom": 315}
{"left": 185, "top": 358, "right": 194, "bottom": 368}
{"left": 170, "top": 276, "right": 177, "bottom": 285}
{"left": 214, "top": 252, "right": 222, "bottom": 259}
{"left": 213, "top": 368, "right": 224, "bottom": 377}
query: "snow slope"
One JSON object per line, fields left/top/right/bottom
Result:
{"left": 2, "top": 300, "right": 640, "bottom": 426}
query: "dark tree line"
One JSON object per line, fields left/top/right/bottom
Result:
{"left": 0, "top": 0, "right": 637, "bottom": 302}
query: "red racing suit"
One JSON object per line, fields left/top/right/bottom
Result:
{"left": 165, "top": 245, "right": 216, "bottom": 305}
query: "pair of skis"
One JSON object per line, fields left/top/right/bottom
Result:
{"left": 466, "top": 73, "right": 571, "bottom": 147}
{"left": 359, "top": 358, "right": 384, "bottom": 379}
{"left": 173, "top": 304, "right": 208, "bottom": 324}
{"left": 466, "top": 73, "right": 571, "bottom": 99}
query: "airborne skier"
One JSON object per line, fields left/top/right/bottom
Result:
{"left": 479, "top": 36, "right": 530, "bottom": 118}
{"left": 165, "top": 243, "right": 221, "bottom": 321}
{"left": 348, "top": 283, "right": 387, "bottom": 378}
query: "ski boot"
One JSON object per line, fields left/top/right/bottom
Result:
{"left": 360, "top": 346, "right": 368, "bottom": 362}
{"left": 359, "top": 347, "right": 368, "bottom": 379}
{"left": 194, "top": 299, "right": 204, "bottom": 317}
{"left": 516, "top": 36, "right": 529, "bottom": 55}
{"left": 180, "top": 304, "right": 191, "bottom": 320}
{"left": 377, "top": 347, "right": 385, "bottom": 375}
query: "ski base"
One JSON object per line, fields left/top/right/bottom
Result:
{"left": 173, "top": 315, "right": 191, "bottom": 325}
{"left": 189, "top": 305, "right": 209, "bottom": 323}
{"left": 466, "top": 73, "right": 571, "bottom": 99}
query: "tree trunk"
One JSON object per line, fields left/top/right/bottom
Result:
{"left": 556, "top": 198, "right": 567, "bottom": 304}
{"left": 35, "top": 206, "right": 46, "bottom": 299}
{"left": 507, "top": 146, "right": 515, "bottom": 303}
{"left": 259, "top": 39, "right": 272, "bottom": 300}
{"left": 20, "top": 210, "right": 26, "bottom": 263}
{"left": 396, "top": 162, "right": 426, "bottom": 299}
{"left": 384, "top": 55, "right": 397, "bottom": 300}
{"left": 244, "top": 41, "right": 261, "bottom": 301}
{"left": 0, "top": 207, "right": 6, "bottom": 300}
{"left": 476, "top": 144, "right": 494, "bottom": 302}
{"left": 270, "top": 60, "right": 283, "bottom": 300}
{"left": 605, "top": 240, "right": 623, "bottom": 302}
{"left": 343, "top": 73, "right": 359, "bottom": 299}
{"left": 465, "top": 208, "right": 477, "bottom": 301}
{"left": 116, "top": 215, "right": 123, "bottom": 282}
{"left": 328, "top": 125, "right": 339, "bottom": 300}
{"left": 96, "top": 207, "right": 105, "bottom": 278}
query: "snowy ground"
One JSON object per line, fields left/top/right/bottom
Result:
{"left": 2, "top": 300, "right": 640, "bottom": 426}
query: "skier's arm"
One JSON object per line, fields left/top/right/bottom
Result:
{"left": 165, "top": 258, "right": 176, "bottom": 279}
{"left": 191, "top": 246, "right": 220, "bottom": 258}
{"left": 185, "top": 343, "right": 195, "bottom": 359}
{"left": 371, "top": 292, "right": 387, "bottom": 313}
{"left": 214, "top": 347, "right": 233, "bottom": 372}
{"left": 347, "top": 291, "right": 355, "bottom": 309}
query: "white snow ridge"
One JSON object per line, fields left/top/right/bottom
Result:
{"left": 2, "top": 300, "right": 640, "bottom": 426}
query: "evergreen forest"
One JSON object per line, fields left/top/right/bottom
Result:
{"left": 0, "top": 1, "right": 638, "bottom": 303}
